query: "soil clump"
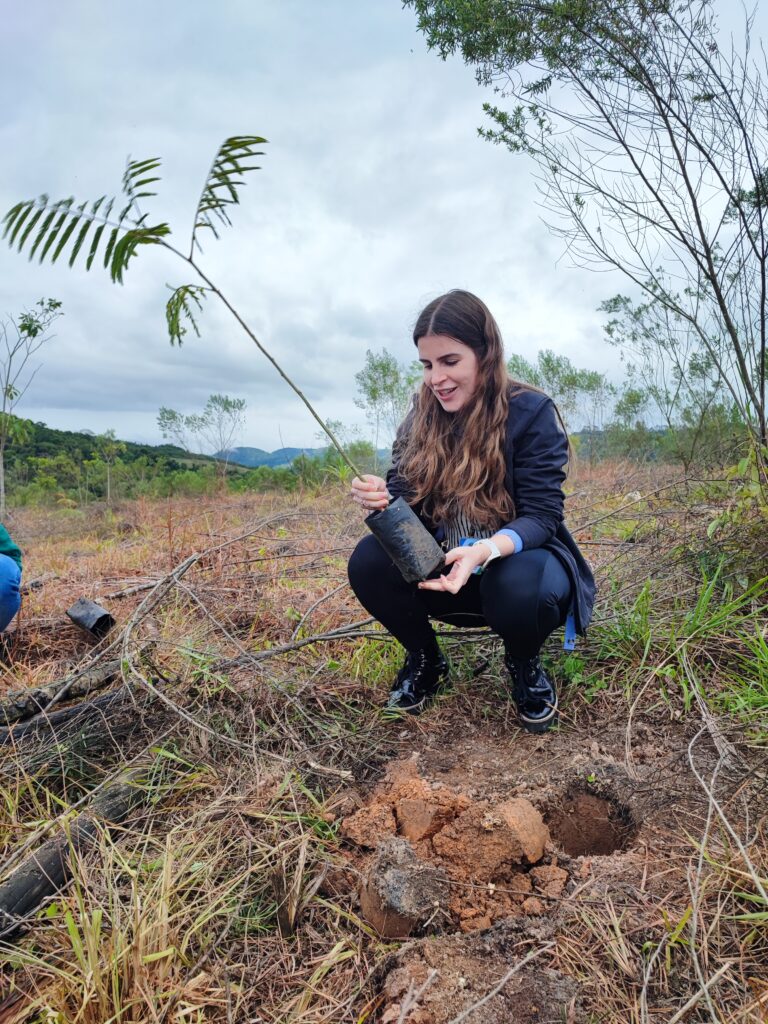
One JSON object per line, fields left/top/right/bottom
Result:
{"left": 340, "top": 763, "right": 563, "bottom": 935}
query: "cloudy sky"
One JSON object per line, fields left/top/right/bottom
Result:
{"left": 0, "top": 1, "right": 758, "bottom": 450}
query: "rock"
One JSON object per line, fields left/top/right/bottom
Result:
{"left": 341, "top": 803, "right": 397, "bottom": 848}
{"left": 393, "top": 779, "right": 469, "bottom": 842}
{"left": 522, "top": 896, "right": 545, "bottom": 915}
{"left": 359, "top": 838, "right": 449, "bottom": 938}
{"left": 459, "top": 913, "right": 492, "bottom": 932}
{"left": 508, "top": 871, "right": 534, "bottom": 902}
{"left": 530, "top": 864, "right": 568, "bottom": 898}
{"left": 432, "top": 798, "right": 548, "bottom": 881}
{"left": 497, "top": 799, "right": 550, "bottom": 864}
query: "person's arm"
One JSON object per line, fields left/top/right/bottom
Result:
{"left": 499, "top": 397, "right": 567, "bottom": 550}
{"left": 417, "top": 533, "right": 517, "bottom": 593}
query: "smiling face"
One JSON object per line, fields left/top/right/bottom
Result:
{"left": 417, "top": 333, "right": 481, "bottom": 412}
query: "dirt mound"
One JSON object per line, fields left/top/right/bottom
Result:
{"left": 379, "top": 918, "right": 581, "bottom": 1024}
{"left": 340, "top": 763, "right": 563, "bottom": 935}
{"left": 432, "top": 798, "right": 549, "bottom": 878}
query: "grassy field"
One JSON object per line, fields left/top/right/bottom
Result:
{"left": 0, "top": 463, "right": 765, "bottom": 1023}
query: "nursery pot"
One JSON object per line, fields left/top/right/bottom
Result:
{"left": 66, "top": 598, "right": 116, "bottom": 640}
{"left": 365, "top": 496, "right": 445, "bottom": 583}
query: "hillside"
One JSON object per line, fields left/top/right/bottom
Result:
{"left": 8, "top": 421, "right": 212, "bottom": 469}
{"left": 220, "top": 445, "right": 325, "bottom": 468}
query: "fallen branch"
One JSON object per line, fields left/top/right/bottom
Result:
{"left": 0, "top": 767, "right": 153, "bottom": 940}
{"left": 0, "top": 658, "right": 123, "bottom": 726}
{"left": 0, "top": 686, "right": 144, "bottom": 746}
{"left": 290, "top": 582, "right": 350, "bottom": 642}
{"left": 20, "top": 572, "right": 58, "bottom": 594}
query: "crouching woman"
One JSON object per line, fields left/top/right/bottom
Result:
{"left": 347, "top": 289, "right": 595, "bottom": 732}
{"left": 0, "top": 522, "right": 21, "bottom": 635}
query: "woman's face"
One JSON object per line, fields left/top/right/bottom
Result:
{"left": 417, "top": 333, "right": 481, "bottom": 412}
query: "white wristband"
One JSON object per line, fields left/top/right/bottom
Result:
{"left": 473, "top": 538, "right": 502, "bottom": 570}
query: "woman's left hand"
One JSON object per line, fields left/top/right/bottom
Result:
{"left": 417, "top": 544, "right": 486, "bottom": 594}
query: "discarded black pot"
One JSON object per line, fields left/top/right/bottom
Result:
{"left": 66, "top": 598, "right": 116, "bottom": 641}
{"left": 365, "top": 497, "right": 445, "bottom": 583}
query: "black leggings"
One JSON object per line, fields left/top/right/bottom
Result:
{"left": 347, "top": 534, "right": 572, "bottom": 659}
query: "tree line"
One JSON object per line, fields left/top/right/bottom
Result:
{"left": 1, "top": 290, "right": 749, "bottom": 510}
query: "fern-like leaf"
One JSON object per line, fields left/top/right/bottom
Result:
{"left": 191, "top": 135, "right": 267, "bottom": 251}
{"left": 122, "top": 156, "right": 162, "bottom": 215}
{"left": 165, "top": 284, "right": 208, "bottom": 346}
{"left": 3, "top": 161, "right": 170, "bottom": 283}
{"left": 110, "top": 224, "right": 171, "bottom": 284}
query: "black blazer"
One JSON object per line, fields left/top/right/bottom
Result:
{"left": 386, "top": 387, "right": 596, "bottom": 636}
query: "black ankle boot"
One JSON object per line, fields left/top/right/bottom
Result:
{"left": 387, "top": 647, "right": 449, "bottom": 714}
{"left": 504, "top": 653, "right": 558, "bottom": 733}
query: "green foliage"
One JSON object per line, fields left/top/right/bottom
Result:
{"left": 354, "top": 348, "right": 417, "bottom": 450}
{"left": 507, "top": 348, "right": 614, "bottom": 434}
{"left": 192, "top": 136, "right": 266, "bottom": 247}
{"left": 0, "top": 297, "right": 65, "bottom": 512}
{"left": 2, "top": 135, "right": 362, "bottom": 474}
{"left": 3, "top": 136, "right": 265, "bottom": 300}
{"left": 4, "top": 179, "right": 171, "bottom": 284}
{"left": 601, "top": 288, "right": 746, "bottom": 470}
{"left": 165, "top": 284, "right": 207, "bottom": 346}
{"left": 407, "top": 2, "right": 768, "bottom": 452}
{"left": 157, "top": 394, "right": 247, "bottom": 477}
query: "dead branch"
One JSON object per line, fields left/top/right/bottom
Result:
{"left": 0, "top": 767, "right": 154, "bottom": 940}
{"left": 0, "top": 658, "right": 123, "bottom": 726}
{"left": 0, "top": 686, "right": 146, "bottom": 746}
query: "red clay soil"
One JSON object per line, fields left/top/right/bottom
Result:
{"left": 331, "top": 693, "right": 759, "bottom": 1023}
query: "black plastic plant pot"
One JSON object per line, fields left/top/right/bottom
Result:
{"left": 66, "top": 598, "right": 116, "bottom": 640}
{"left": 365, "top": 496, "right": 445, "bottom": 583}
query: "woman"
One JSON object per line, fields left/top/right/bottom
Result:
{"left": 347, "top": 290, "right": 595, "bottom": 733}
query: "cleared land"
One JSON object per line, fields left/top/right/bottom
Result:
{"left": 0, "top": 464, "right": 765, "bottom": 1023}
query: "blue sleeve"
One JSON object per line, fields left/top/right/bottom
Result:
{"left": 497, "top": 528, "right": 524, "bottom": 553}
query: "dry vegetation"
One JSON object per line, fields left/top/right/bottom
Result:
{"left": 0, "top": 463, "right": 765, "bottom": 1023}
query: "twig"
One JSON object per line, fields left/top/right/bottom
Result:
{"left": 666, "top": 961, "right": 733, "bottom": 1024}
{"left": 290, "top": 582, "right": 349, "bottom": 641}
{"left": 688, "top": 728, "right": 768, "bottom": 905}
{"left": 396, "top": 969, "right": 439, "bottom": 1024}
{"left": 20, "top": 572, "right": 58, "bottom": 594}
{"left": 104, "top": 579, "right": 159, "bottom": 599}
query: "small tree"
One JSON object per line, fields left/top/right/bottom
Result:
{"left": 94, "top": 429, "right": 126, "bottom": 506}
{"left": 601, "top": 290, "right": 739, "bottom": 471}
{"left": 0, "top": 298, "right": 62, "bottom": 513}
{"left": 507, "top": 349, "right": 613, "bottom": 434}
{"left": 406, "top": 0, "right": 768, "bottom": 467}
{"left": 354, "top": 349, "right": 417, "bottom": 463}
{"left": 158, "top": 393, "right": 246, "bottom": 478}
{"left": 3, "top": 139, "right": 361, "bottom": 478}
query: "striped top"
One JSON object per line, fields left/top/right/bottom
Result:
{"left": 442, "top": 513, "right": 494, "bottom": 551}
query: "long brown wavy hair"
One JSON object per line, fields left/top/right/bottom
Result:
{"left": 397, "top": 290, "right": 517, "bottom": 529}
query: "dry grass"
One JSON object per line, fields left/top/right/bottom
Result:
{"left": 0, "top": 470, "right": 765, "bottom": 1022}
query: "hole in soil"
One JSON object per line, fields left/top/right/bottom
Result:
{"left": 546, "top": 789, "right": 635, "bottom": 857}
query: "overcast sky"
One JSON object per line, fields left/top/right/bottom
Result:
{"left": 1, "top": 1, "right": 761, "bottom": 450}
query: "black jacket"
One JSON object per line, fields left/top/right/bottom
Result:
{"left": 386, "top": 387, "right": 596, "bottom": 635}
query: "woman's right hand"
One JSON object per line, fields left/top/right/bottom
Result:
{"left": 350, "top": 475, "right": 390, "bottom": 513}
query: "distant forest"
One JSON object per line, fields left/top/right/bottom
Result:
{"left": 2, "top": 412, "right": 746, "bottom": 509}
